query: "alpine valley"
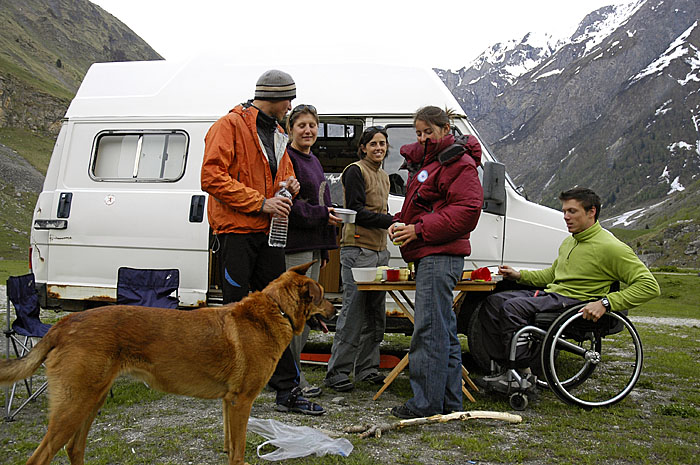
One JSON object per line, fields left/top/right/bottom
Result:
{"left": 436, "top": 0, "right": 699, "bottom": 268}
{"left": 1, "top": 0, "right": 698, "bottom": 267}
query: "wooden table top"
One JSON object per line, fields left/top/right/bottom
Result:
{"left": 356, "top": 280, "right": 496, "bottom": 292}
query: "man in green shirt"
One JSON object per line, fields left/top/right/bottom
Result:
{"left": 477, "top": 188, "right": 660, "bottom": 392}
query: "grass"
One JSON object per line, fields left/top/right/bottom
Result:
{"left": 0, "top": 52, "right": 75, "bottom": 101}
{"left": 0, "top": 260, "right": 31, "bottom": 284}
{"left": 0, "top": 127, "right": 55, "bottom": 175}
{"left": 1, "top": 276, "right": 698, "bottom": 464}
{"left": 633, "top": 273, "right": 700, "bottom": 319}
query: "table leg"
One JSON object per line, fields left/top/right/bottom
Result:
{"left": 373, "top": 353, "right": 409, "bottom": 400}
{"left": 462, "top": 365, "right": 479, "bottom": 392}
{"left": 461, "top": 379, "right": 476, "bottom": 403}
{"left": 398, "top": 290, "right": 416, "bottom": 313}
{"left": 377, "top": 289, "right": 479, "bottom": 403}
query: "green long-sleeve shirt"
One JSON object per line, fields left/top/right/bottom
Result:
{"left": 519, "top": 221, "right": 660, "bottom": 311}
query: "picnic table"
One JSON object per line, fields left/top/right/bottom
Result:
{"left": 356, "top": 279, "right": 497, "bottom": 402}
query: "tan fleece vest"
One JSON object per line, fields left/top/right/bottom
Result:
{"left": 341, "top": 158, "right": 390, "bottom": 251}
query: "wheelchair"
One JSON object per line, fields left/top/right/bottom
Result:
{"left": 497, "top": 302, "right": 643, "bottom": 411}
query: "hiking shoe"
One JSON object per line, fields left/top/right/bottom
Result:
{"left": 390, "top": 404, "right": 422, "bottom": 419}
{"left": 325, "top": 376, "right": 354, "bottom": 392}
{"left": 301, "top": 385, "right": 322, "bottom": 398}
{"left": 475, "top": 372, "right": 535, "bottom": 394}
{"left": 359, "top": 372, "right": 385, "bottom": 385}
{"left": 275, "top": 387, "right": 325, "bottom": 415}
{"left": 473, "top": 372, "right": 506, "bottom": 390}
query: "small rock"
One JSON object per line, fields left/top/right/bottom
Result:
{"left": 331, "top": 396, "right": 347, "bottom": 405}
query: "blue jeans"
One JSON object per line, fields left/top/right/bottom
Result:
{"left": 405, "top": 255, "right": 464, "bottom": 416}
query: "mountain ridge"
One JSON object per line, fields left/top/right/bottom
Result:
{"left": 436, "top": 0, "right": 699, "bottom": 268}
{"left": 0, "top": 0, "right": 162, "bottom": 134}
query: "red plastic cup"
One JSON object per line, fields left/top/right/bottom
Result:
{"left": 386, "top": 268, "right": 400, "bottom": 282}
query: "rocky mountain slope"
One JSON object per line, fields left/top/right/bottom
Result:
{"left": 0, "top": 0, "right": 162, "bottom": 134}
{"left": 0, "top": 0, "right": 161, "bottom": 260}
{"left": 437, "top": 0, "right": 699, "bottom": 268}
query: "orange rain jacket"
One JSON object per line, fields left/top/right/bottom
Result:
{"left": 201, "top": 104, "right": 296, "bottom": 235}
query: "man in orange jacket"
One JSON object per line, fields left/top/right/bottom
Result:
{"left": 201, "top": 70, "right": 324, "bottom": 415}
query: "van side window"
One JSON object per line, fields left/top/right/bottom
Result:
{"left": 91, "top": 131, "right": 188, "bottom": 181}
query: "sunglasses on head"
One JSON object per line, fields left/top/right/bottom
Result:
{"left": 291, "top": 104, "right": 317, "bottom": 115}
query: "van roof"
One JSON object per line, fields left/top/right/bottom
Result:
{"left": 66, "top": 59, "right": 465, "bottom": 120}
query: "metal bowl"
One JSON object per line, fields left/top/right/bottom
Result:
{"left": 333, "top": 208, "right": 356, "bottom": 223}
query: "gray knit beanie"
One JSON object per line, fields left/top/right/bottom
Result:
{"left": 254, "top": 69, "right": 296, "bottom": 101}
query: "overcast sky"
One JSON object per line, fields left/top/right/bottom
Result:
{"left": 91, "top": 0, "right": 631, "bottom": 70}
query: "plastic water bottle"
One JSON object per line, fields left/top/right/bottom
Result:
{"left": 268, "top": 183, "right": 293, "bottom": 247}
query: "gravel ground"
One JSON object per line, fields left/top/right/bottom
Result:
{"left": 2, "top": 285, "right": 698, "bottom": 464}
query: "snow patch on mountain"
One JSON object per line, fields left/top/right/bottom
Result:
{"left": 464, "top": 32, "right": 564, "bottom": 82}
{"left": 629, "top": 21, "right": 698, "bottom": 85}
{"left": 573, "top": 0, "right": 646, "bottom": 56}
{"left": 655, "top": 100, "right": 673, "bottom": 115}
{"left": 533, "top": 68, "right": 563, "bottom": 81}
{"left": 605, "top": 198, "right": 670, "bottom": 227}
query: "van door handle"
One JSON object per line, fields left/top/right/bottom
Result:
{"left": 57, "top": 192, "right": 73, "bottom": 218}
{"left": 189, "top": 195, "right": 205, "bottom": 222}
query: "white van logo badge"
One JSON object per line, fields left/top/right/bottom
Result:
{"left": 104, "top": 194, "right": 116, "bottom": 206}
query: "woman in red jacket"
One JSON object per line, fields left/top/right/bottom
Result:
{"left": 389, "top": 106, "right": 484, "bottom": 419}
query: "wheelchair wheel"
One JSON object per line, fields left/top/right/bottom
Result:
{"left": 509, "top": 392, "right": 529, "bottom": 411}
{"left": 541, "top": 306, "right": 643, "bottom": 409}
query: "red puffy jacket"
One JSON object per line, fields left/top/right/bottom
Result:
{"left": 393, "top": 134, "right": 483, "bottom": 262}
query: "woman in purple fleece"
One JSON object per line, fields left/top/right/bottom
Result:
{"left": 284, "top": 104, "right": 342, "bottom": 397}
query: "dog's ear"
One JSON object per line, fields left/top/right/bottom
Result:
{"left": 304, "top": 279, "right": 324, "bottom": 305}
{"left": 289, "top": 260, "right": 317, "bottom": 276}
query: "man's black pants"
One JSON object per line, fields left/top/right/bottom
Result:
{"left": 479, "top": 290, "right": 583, "bottom": 367}
{"left": 218, "top": 232, "right": 299, "bottom": 397}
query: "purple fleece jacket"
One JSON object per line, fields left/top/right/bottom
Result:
{"left": 285, "top": 145, "right": 338, "bottom": 258}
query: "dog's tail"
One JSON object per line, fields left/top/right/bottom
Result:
{"left": 0, "top": 332, "right": 54, "bottom": 386}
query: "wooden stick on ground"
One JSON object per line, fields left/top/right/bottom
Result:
{"left": 344, "top": 411, "right": 522, "bottom": 439}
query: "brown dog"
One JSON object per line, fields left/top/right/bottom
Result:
{"left": 0, "top": 262, "right": 335, "bottom": 465}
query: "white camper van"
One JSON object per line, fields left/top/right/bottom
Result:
{"left": 30, "top": 60, "right": 568, "bottom": 333}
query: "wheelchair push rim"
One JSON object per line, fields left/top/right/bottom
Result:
{"left": 542, "top": 306, "right": 644, "bottom": 409}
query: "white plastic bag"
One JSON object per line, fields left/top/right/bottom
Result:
{"left": 247, "top": 417, "right": 353, "bottom": 461}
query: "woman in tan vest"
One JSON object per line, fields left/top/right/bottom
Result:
{"left": 325, "top": 126, "right": 394, "bottom": 392}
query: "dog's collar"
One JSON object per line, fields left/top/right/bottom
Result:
{"left": 268, "top": 295, "right": 296, "bottom": 332}
{"left": 280, "top": 309, "right": 296, "bottom": 332}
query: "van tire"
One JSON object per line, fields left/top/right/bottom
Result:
{"left": 467, "top": 301, "right": 492, "bottom": 373}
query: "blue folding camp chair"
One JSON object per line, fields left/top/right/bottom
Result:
{"left": 116, "top": 267, "right": 180, "bottom": 309}
{"left": 111, "top": 267, "right": 180, "bottom": 397}
{"left": 4, "top": 273, "right": 52, "bottom": 421}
